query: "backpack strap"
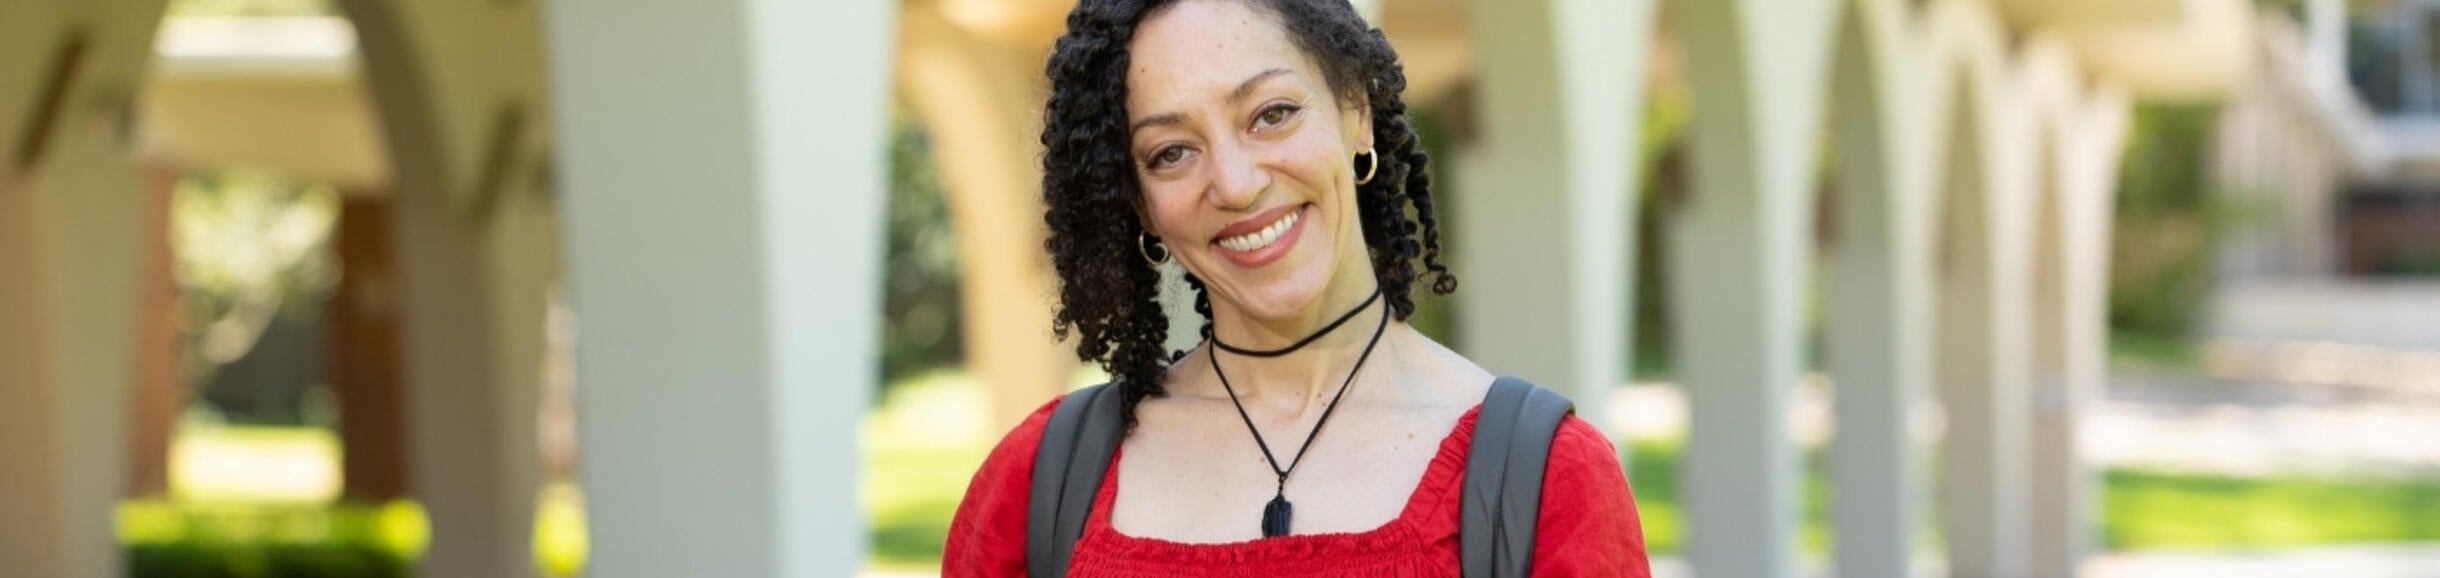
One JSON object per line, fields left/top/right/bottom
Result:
{"left": 1025, "top": 382, "right": 1125, "bottom": 578}
{"left": 1460, "top": 376, "right": 1577, "bottom": 578}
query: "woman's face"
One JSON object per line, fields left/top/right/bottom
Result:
{"left": 1126, "top": 0, "right": 1373, "bottom": 323}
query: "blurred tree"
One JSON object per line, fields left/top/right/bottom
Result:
{"left": 879, "top": 120, "right": 967, "bottom": 387}
{"left": 171, "top": 170, "right": 342, "bottom": 425}
{"left": 2110, "top": 102, "right": 2249, "bottom": 358}
{"left": 1402, "top": 109, "right": 1458, "bottom": 342}
{"left": 1632, "top": 80, "right": 1691, "bottom": 379}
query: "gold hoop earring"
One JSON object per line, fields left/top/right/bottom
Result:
{"left": 1354, "top": 147, "right": 1379, "bottom": 185}
{"left": 1138, "top": 231, "right": 1171, "bottom": 268}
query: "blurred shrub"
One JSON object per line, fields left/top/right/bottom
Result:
{"left": 129, "top": 542, "right": 406, "bottom": 578}
{"left": 120, "top": 500, "right": 422, "bottom": 578}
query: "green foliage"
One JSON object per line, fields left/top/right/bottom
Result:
{"left": 2109, "top": 102, "right": 2250, "bottom": 357}
{"left": 880, "top": 121, "right": 968, "bottom": 387}
{"left": 120, "top": 500, "right": 418, "bottom": 578}
{"left": 129, "top": 543, "right": 407, "bottom": 578}
{"left": 2373, "top": 248, "right": 2440, "bottom": 276}
{"left": 1401, "top": 109, "right": 1459, "bottom": 342}
{"left": 1630, "top": 87, "right": 1692, "bottom": 379}
{"left": 170, "top": 171, "right": 343, "bottom": 425}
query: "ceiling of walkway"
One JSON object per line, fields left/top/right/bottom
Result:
{"left": 132, "top": 0, "right": 2255, "bottom": 192}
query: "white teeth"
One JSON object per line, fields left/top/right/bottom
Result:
{"left": 1219, "top": 209, "right": 1299, "bottom": 253}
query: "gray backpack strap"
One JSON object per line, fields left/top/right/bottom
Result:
{"left": 1460, "top": 377, "right": 1577, "bottom": 578}
{"left": 1025, "top": 382, "right": 1126, "bottom": 578}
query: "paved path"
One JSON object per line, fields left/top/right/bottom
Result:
{"left": 1602, "top": 369, "right": 2440, "bottom": 478}
{"left": 2211, "top": 280, "right": 2440, "bottom": 351}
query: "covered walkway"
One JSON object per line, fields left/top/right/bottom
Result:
{"left": 1, "top": 0, "right": 2264, "bottom": 577}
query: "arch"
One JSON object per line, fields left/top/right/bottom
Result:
{"left": 1915, "top": 3, "right": 2132, "bottom": 576}
{"left": 894, "top": 4, "right": 1076, "bottom": 433}
{"left": 1819, "top": 0, "right": 1938, "bottom": 576}
{"left": 1660, "top": 1, "right": 1837, "bottom": 576}
{"left": 3, "top": 1, "right": 564, "bottom": 576}
{"left": 1454, "top": 0, "right": 1651, "bottom": 424}
{"left": 336, "top": 1, "right": 552, "bottom": 576}
{"left": 1802, "top": 2, "right": 2136, "bottom": 576}
{"left": 2028, "top": 77, "right": 2130, "bottom": 578}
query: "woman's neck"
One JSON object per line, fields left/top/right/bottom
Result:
{"left": 1204, "top": 277, "right": 1395, "bottom": 413}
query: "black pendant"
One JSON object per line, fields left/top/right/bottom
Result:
{"left": 1261, "top": 495, "right": 1293, "bottom": 538}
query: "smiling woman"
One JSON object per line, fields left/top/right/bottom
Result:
{"left": 943, "top": 0, "right": 1651, "bottom": 576}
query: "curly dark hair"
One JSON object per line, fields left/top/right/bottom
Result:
{"left": 1041, "top": 0, "right": 1456, "bottom": 431}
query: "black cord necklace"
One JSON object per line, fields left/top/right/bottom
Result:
{"left": 1208, "top": 286, "right": 1389, "bottom": 538}
{"left": 1213, "top": 288, "right": 1383, "bottom": 357}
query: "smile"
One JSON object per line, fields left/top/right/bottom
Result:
{"left": 1218, "top": 209, "right": 1299, "bottom": 252}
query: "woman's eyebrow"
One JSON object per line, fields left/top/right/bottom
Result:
{"left": 1131, "top": 112, "right": 1188, "bottom": 134}
{"left": 1226, "top": 68, "right": 1293, "bottom": 105}
{"left": 1128, "top": 68, "right": 1295, "bottom": 134}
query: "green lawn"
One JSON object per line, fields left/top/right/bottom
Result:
{"left": 2104, "top": 469, "right": 2440, "bottom": 549}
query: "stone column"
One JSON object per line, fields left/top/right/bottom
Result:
{"left": 1456, "top": 0, "right": 1651, "bottom": 431}
{"left": 1665, "top": 2, "right": 1836, "bottom": 577}
{"left": 547, "top": 0, "right": 895, "bottom": 575}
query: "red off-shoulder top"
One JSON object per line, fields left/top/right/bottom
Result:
{"left": 942, "top": 396, "right": 1652, "bottom": 577}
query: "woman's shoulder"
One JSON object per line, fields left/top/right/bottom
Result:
{"left": 1521, "top": 411, "right": 1627, "bottom": 494}
{"left": 1528, "top": 413, "right": 1653, "bottom": 576}
{"left": 1545, "top": 414, "right": 1620, "bottom": 469}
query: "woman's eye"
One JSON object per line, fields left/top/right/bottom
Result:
{"left": 1148, "top": 146, "right": 1189, "bottom": 169}
{"left": 1254, "top": 104, "right": 1300, "bottom": 129}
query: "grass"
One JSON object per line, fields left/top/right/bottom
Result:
{"left": 2105, "top": 470, "right": 2440, "bottom": 549}
{"left": 2109, "top": 329, "right": 2205, "bottom": 374}
{"left": 863, "top": 371, "right": 997, "bottom": 569}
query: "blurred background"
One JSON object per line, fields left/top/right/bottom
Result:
{"left": 2, "top": 0, "right": 2437, "bottom": 577}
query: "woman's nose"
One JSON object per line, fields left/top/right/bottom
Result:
{"left": 1205, "top": 138, "right": 1268, "bottom": 210}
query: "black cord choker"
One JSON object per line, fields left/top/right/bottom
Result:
{"left": 1211, "top": 287, "right": 1383, "bottom": 358}
{"left": 1208, "top": 288, "right": 1390, "bottom": 538}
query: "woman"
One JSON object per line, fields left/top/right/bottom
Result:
{"left": 944, "top": 0, "right": 1650, "bottom": 575}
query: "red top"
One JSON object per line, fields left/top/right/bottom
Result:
{"left": 943, "top": 396, "right": 1653, "bottom": 577}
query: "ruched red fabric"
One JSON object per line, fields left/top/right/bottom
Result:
{"left": 943, "top": 395, "right": 1652, "bottom": 577}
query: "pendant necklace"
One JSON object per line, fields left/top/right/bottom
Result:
{"left": 1208, "top": 286, "right": 1388, "bottom": 538}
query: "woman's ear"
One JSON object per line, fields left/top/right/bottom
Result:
{"left": 1341, "top": 98, "right": 1374, "bottom": 151}
{"left": 1131, "top": 197, "right": 1158, "bottom": 238}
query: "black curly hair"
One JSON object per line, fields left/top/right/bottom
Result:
{"left": 1041, "top": 0, "right": 1456, "bottom": 431}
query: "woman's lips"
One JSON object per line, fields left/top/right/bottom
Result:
{"left": 1213, "top": 203, "right": 1304, "bottom": 240}
{"left": 1211, "top": 204, "right": 1308, "bottom": 269}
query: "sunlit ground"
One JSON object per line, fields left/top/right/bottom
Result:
{"left": 133, "top": 371, "right": 2440, "bottom": 576}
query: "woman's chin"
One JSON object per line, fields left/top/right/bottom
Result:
{"left": 1205, "top": 268, "right": 1338, "bottom": 325}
